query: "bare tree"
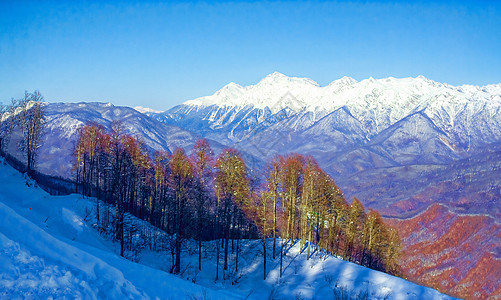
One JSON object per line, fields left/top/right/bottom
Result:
{"left": 18, "top": 91, "right": 46, "bottom": 173}
{"left": 192, "top": 139, "right": 214, "bottom": 271}
{"left": 0, "top": 102, "right": 8, "bottom": 151}
{"left": 169, "top": 148, "right": 194, "bottom": 274}
{"left": 214, "top": 148, "right": 250, "bottom": 273}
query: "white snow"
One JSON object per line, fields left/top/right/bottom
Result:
{"left": 134, "top": 106, "right": 163, "bottom": 114}
{"left": 180, "top": 72, "right": 501, "bottom": 137}
{"left": 0, "top": 157, "right": 455, "bottom": 299}
{"left": 0, "top": 158, "right": 236, "bottom": 299}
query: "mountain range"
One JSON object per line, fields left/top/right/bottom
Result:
{"left": 149, "top": 72, "right": 501, "bottom": 299}
{"left": 2, "top": 72, "right": 500, "bottom": 298}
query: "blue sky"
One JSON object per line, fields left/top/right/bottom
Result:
{"left": 1, "top": 1, "right": 500, "bottom": 110}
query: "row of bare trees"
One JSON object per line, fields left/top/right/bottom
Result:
{"left": 253, "top": 154, "right": 401, "bottom": 278}
{"left": 0, "top": 91, "right": 46, "bottom": 173}
{"left": 74, "top": 123, "right": 257, "bottom": 275}
{"left": 74, "top": 123, "right": 401, "bottom": 280}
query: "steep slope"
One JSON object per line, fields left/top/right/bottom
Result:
{"left": 367, "top": 111, "right": 463, "bottom": 165}
{"left": 156, "top": 72, "right": 501, "bottom": 157}
{"left": 387, "top": 204, "right": 501, "bottom": 299}
{"left": 0, "top": 158, "right": 455, "bottom": 299}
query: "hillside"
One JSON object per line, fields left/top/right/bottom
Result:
{"left": 147, "top": 73, "right": 501, "bottom": 299}
{"left": 0, "top": 157, "right": 236, "bottom": 299}
{"left": 0, "top": 157, "right": 454, "bottom": 299}
{"left": 2, "top": 102, "right": 239, "bottom": 179}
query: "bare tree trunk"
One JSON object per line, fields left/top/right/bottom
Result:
{"left": 263, "top": 236, "right": 267, "bottom": 280}
{"left": 119, "top": 211, "right": 124, "bottom": 257}
{"left": 216, "top": 238, "right": 220, "bottom": 281}
{"left": 273, "top": 195, "right": 277, "bottom": 259}
{"left": 280, "top": 238, "right": 284, "bottom": 277}
{"left": 235, "top": 237, "right": 239, "bottom": 273}
{"left": 198, "top": 239, "right": 202, "bottom": 271}
{"left": 224, "top": 234, "right": 229, "bottom": 271}
{"left": 307, "top": 225, "right": 312, "bottom": 260}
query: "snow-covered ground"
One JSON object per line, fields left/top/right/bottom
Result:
{"left": 0, "top": 158, "right": 237, "bottom": 299}
{"left": 0, "top": 158, "right": 455, "bottom": 299}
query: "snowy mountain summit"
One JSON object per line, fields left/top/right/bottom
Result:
{"left": 182, "top": 72, "right": 500, "bottom": 120}
{"left": 184, "top": 72, "right": 319, "bottom": 112}
{"left": 159, "top": 72, "right": 501, "bottom": 155}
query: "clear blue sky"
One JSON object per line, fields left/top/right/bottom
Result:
{"left": 1, "top": 1, "right": 500, "bottom": 110}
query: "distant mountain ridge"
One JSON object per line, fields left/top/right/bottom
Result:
{"left": 155, "top": 73, "right": 501, "bottom": 155}
{"left": 148, "top": 73, "right": 501, "bottom": 182}
{"left": 3, "top": 102, "right": 232, "bottom": 179}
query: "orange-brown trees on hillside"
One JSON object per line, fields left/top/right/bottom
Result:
{"left": 362, "top": 210, "right": 402, "bottom": 274}
{"left": 152, "top": 151, "right": 169, "bottom": 229}
{"left": 345, "top": 198, "right": 366, "bottom": 262}
{"left": 75, "top": 123, "right": 108, "bottom": 222}
{"left": 265, "top": 157, "right": 281, "bottom": 259}
{"left": 259, "top": 153, "right": 400, "bottom": 275}
{"left": 385, "top": 227, "right": 402, "bottom": 275}
{"left": 169, "top": 148, "right": 194, "bottom": 274}
{"left": 214, "top": 148, "right": 250, "bottom": 275}
{"left": 280, "top": 154, "right": 303, "bottom": 243}
{"left": 192, "top": 139, "right": 214, "bottom": 271}
{"left": 252, "top": 190, "right": 272, "bottom": 279}
{"left": 74, "top": 123, "right": 401, "bottom": 278}
{"left": 362, "top": 210, "right": 384, "bottom": 268}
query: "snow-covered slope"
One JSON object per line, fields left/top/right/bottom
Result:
{"left": 0, "top": 157, "right": 236, "bottom": 299}
{"left": 0, "top": 158, "right": 454, "bottom": 299}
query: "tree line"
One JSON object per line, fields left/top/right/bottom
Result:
{"left": 75, "top": 122, "right": 402, "bottom": 280}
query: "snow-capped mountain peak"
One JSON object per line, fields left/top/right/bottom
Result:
{"left": 134, "top": 106, "right": 164, "bottom": 114}
{"left": 327, "top": 76, "right": 358, "bottom": 87}
{"left": 181, "top": 72, "right": 485, "bottom": 117}
{"left": 257, "top": 72, "right": 321, "bottom": 87}
{"left": 162, "top": 73, "right": 501, "bottom": 153}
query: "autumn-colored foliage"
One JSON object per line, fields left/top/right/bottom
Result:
{"left": 258, "top": 153, "right": 401, "bottom": 277}
{"left": 74, "top": 124, "right": 401, "bottom": 279}
{"left": 388, "top": 203, "right": 501, "bottom": 299}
